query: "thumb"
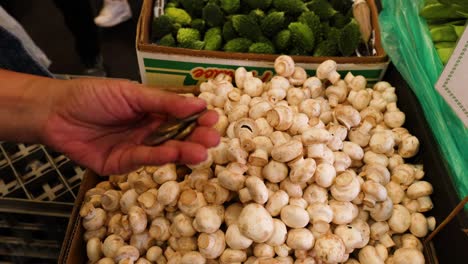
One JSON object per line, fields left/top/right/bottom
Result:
{"left": 103, "top": 142, "right": 208, "bottom": 174}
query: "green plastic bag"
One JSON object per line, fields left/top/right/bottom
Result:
{"left": 379, "top": 0, "right": 468, "bottom": 201}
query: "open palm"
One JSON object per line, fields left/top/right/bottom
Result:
{"left": 42, "top": 78, "right": 219, "bottom": 175}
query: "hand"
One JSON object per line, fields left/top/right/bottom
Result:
{"left": 42, "top": 78, "right": 220, "bottom": 175}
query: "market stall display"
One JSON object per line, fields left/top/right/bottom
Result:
{"left": 420, "top": 0, "right": 468, "bottom": 64}
{"left": 379, "top": 0, "right": 467, "bottom": 210}
{"left": 72, "top": 56, "right": 439, "bottom": 263}
{"left": 151, "top": 0, "right": 371, "bottom": 57}
{"left": 52, "top": 1, "right": 468, "bottom": 263}
{"left": 136, "top": 0, "right": 388, "bottom": 88}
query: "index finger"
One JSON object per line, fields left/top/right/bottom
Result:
{"left": 124, "top": 84, "right": 207, "bottom": 118}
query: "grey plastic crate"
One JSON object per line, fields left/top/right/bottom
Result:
{"left": 0, "top": 143, "right": 84, "bottom": 206}
{"left": 0, "top": 142, "right": 84, "bottom": 263}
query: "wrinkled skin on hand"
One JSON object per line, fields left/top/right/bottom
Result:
{"left": 43, "top": 78, "right": 219, "bottom": 175}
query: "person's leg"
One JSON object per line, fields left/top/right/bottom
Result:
{"left": 52, "top": 0, "right": 106, "bottom": 76}
{"left": 94, "top": 0, "right": 132, "bottom": 28}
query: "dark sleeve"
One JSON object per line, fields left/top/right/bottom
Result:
{"left": 0, "top": 26, "right": 52, "bottom": 77}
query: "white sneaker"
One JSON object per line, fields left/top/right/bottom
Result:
{"left": 94, "top": 0, "right": 132, "bottom": 27}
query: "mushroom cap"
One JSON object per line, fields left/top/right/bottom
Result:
{"left": 369, "top": 131, "right": 395, "bottom": 154}
{"left": 398, "top": 135, "right": 419, "bottom": 158}
{"left": 86, "top": 237, "right": 102, "bottom": 262}
{"left": 393, "top": 248, "right": 424, "bottom": 264}
{"left": 198, "top": 230, "right": 226, "bottom": 259}
{"left": 370, "top": 198, "right": 393, "bottom": 222}
{"left": 289, "top": 67, "right": 308, "bottom": 86}
{"left": 334, "top": 224, "right": 363, "bottom": 253}
{"left": 267, "top": 105, "right": 294, "bottom": 131}
{"left": 238, "top": 204, "right": 274, "bottom": 243}
{"left": 263, "top": 160, "right": 289, "bottom": 183}
{"left": 280, "top": 205, "right": 310, "bottom": 228}
{"left": 114, "top": 245, "right": 140, "bottom": 262}
{"left": 226, "top": 224, "right": 253, "bottom": 249}
{"left": 362, "top": 181, "right": 388, "bottom": 205}
{"left": 249, "top": 101, "right": 273, "bottom": 119}
{"left": 128, "top": 206, "right": 148, "bottom": 234}
{"left": 406, "top": 181, "right": 433, "bottom": 199}
{"left": 234, "top": 118, "right": 259, "bottom": 136}
{"left": 358, "top": 246, "right": 384, "bottom": 264}
{"left": 409, "top": 213, "right": 429, "bottom": 238}
{"left": 289, "top": 157, "right": 317, "bottom": 184}
{"left": 194, "top": 206, "right": 223, "bottom": 233}
{"left": 370, "top": 221, "right": 390, "bottom": 240}
{"left": 286, "top": 228, "right": 315, "bottom": 250}
{"left": 102, "top": 234, "right": 125, "bottom": 258}
{"left": 266, "top": 219, "right": 288, "bottom": 246}
{"left": 274, "top": 55, "right": 295, "bottom": 77}
{"left": 349, "top": 75, "right": 367, "bottom": 91}
{"left": 235, "top": 67, "right": 248, "bottom": 89}
{"left": 314, "top": 163, "right": 337, "bottom": 188}
{"left": 360, "top": 106, "right": 383, "bottom": 124}
{"left": 102, "top": 190, "right": 122, "bottom": 211}
{"left": 313, "top": 234, "right": 346, "bottom": 264}
{"left": 307, "top": 202, "right": 333, "bottom": 224}
{"left": 330, "top": 170, "right": 361, "bottom": 202}
{"left": 335, "top": 105, "right": 361, "bottom": 129}
{"left": 265, "top": 190, "right": 289, "bottom": 216}
{"left": 303, "top": 77, "right": 323, "bottom": 98}
{"left": 245, "top": 176, "right": 269, "bottom": 204}
{"left": 181, "top": 251, "right": 206, "bottom": 264}
{"left": 388, "top": 205, "right": 411, "bottom": 233}
{"left": 362, "top": 164, "right": 390, "bottom": 185}
{"left": 329, "top": 200, "right": 359, "bottom": 225}
{"left": 349, "top": 218, "right": 370, "bottom": 249}
{"left": 244, "top": 76, "right": 264, "bottom": 97}
{"left": 303, "top": 184, "right": 328, "bottom": 204}
{"left": 300, "top": 99, "right": 321, "bottom": 118}
{"left": 317, "top": 60, "right": 338, "bottom": 81}
{"left": 270, "top": 76, "right": 290, "bottom": 91}
{"left": 271, "top": 140, "right": 303, "bottom": 163}
{"left": 302, "top": 128, "right": 332, "bottom": 144}
{"left": 373, "top": 81, "right": 392, "bottom": 91}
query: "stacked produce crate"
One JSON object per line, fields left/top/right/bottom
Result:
{"left": 0, "top": 142, "right": 84, "bottom": 263}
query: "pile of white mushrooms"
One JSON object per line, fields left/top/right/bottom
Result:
{"left": 81, "top": 55, "right": 436, "bottom": 264}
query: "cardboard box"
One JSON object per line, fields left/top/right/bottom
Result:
{"left": 58, "top": 170, "right": 101, "bottom": 264}
{"left": 136, "top": 0, "right": 389, "bottom": 87}
{"left": 59, "top": 74, "right": 468, "bottom": 263}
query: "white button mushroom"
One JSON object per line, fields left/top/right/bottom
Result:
{"left": 286, "top": 228, "right": 315, "bottom": 250}
{"left": 316, "top": 60, "right": 340, "bottom": 84}
{"left": 389, "top": 205, "right": 411, "bottom": 234}
{"left": 312, "top": 234, "right": 346, "bottom": 264}
{"left": 274, "top": 55, "right": 295, "bottom": 78}
{"left": 225, "top": 224, "right": 253, "bottom": 250}
{"left": 303, "top": 77, "right": 323, "bottom": 98}
{"left": 198, "top": 230, "right": 226, "bottom": 259}
{"left": 330, "top": 170, "right": 361, "bottom": 202}
{"left": 238, "top": 203, "right": 274, "bottom": 243}
{"left": 329, "top": 200, "right": 359, "bottom": 225}
{"left": 392, "top": 248, "right": 424, "bottom": 264}
{"left": 280, "top": 205, "right": 310, "bottom": 228}
{"left": 193, "top": 205, "right": 224, "bottom": 233}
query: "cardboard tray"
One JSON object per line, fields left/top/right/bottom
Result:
{"left": 136, "top": 0, "right": 389, "bottom": 87}
{"left": 58, "top": 64, "right": 468, "bottom": 264}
